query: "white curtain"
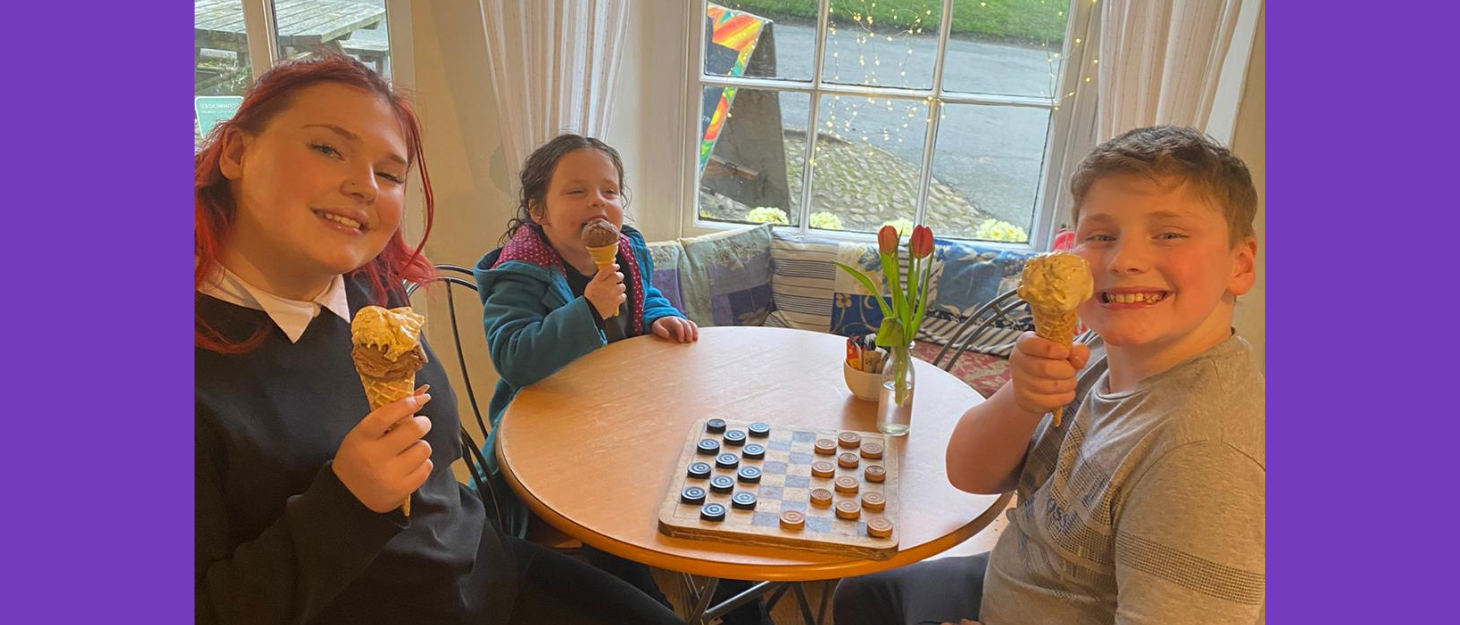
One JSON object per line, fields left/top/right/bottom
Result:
{"left": 1042, "top": 1, "right": 1102, "bottom": 232}
{"left": 1096, "top": 0, "right": 1243, "bottom": 140}
{"left": 479, "top": 0, "right": 631, "bottom": 174}
{"left": 1045, "top": 0, "right": 1241, "bottom": 232}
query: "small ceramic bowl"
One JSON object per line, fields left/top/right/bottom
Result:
{"left": 844, "top": 361, "right": 885, "bottom": 402}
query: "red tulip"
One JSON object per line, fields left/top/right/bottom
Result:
{"left": 877, "top": 225, "right": 898, "bottom": 255}
{"left": 910, "top": 225, "right": 933, "bottom": 259}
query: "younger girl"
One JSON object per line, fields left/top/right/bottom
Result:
{"left": 472, "top": 135, "right": 697, "bottom": 539}
{"left": 475, "top": 136, "right": 768, "bottom": 625}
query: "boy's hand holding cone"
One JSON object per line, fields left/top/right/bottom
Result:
{"left": 1016, "top": 252, "right": 1093, "bottom": 427}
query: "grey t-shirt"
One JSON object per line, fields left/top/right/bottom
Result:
{"left": 980, "top": 334, "right": 1265, "bottom": 625}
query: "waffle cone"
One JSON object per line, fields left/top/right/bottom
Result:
{"left": 1031, "top": 306, "right": 1078, "bottom": 428}
{"left": 358, "top": 373, "right": 417, "bottom": 516}
{"left": 586, "top": 243, "right": 620, "bottom": 319}
{"left": 586, "top": 243, "right": 618, "bottom": 270}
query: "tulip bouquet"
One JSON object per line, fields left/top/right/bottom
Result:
{"left": 835, "top": 224, "right": 935, "bottom": 421}
{"left": 834, "top": 224, "right": 935, "bottom": 349}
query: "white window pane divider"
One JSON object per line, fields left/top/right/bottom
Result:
{"left": 1031, "top": 0, "right": 1096, "bottom": 251}
{"left": 793, "top": 0, "right": 833, "bottom": 237}
{"left": 909, "top": 0, "right": 958, "bottom": 233}
{"left": 242, "top": 0, "right": 279, "bottom": 77}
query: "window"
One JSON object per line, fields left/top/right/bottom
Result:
{"left": 194, "top": 0, "right": 399, "bottom": 147}
{"left": 690, "top": 0, "right": 1079, "bottom": 246}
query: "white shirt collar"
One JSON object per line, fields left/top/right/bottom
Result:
{"left": 198, "top": 264, "right": 351, "bottom": 343}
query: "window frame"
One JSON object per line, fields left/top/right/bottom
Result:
{"left": 680, "top": 0, "right": 1091, "bottom": 251}
{"left": 214, "top": 0, "right": 413, "bottom": 88}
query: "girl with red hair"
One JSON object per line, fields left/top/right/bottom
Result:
{"left": 195, "top": 54, "right": 681, "bottom": 625}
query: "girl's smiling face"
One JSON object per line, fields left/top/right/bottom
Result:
{"left": 531, "top": 148, "right": 625, "bottom": 273}
{"left": 220, "top": 82, "right": 409, "bottom": 298}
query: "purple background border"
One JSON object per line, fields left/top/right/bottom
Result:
{"left": 6, "top": 2, "right": 1456, "bottom": 622}
{"left": 7, "top": 3, "right": 194, "bottom": 622}
{"left": 1266, "top": 2, "right": 1456, "bottom": 622}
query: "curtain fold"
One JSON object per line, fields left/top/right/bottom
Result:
{"left": 479, "top": 0, "right": 631, "bottom": 174}
{"left": 1096, "top": 0, "right": 1242, "bottom": 140}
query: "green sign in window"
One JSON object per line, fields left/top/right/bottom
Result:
{"left": 195, "top": 96, "right": 244, "bottom": 138}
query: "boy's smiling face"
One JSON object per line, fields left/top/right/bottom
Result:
{"left": 1072, "top": 173, "right": 1256, "bottom": 353}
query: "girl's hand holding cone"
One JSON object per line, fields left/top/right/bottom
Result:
{"left": 585, "top": 262, "right": 626, "bottom": 318}
{"left": 332, "top": 391, "right": 435, "bottom": 514}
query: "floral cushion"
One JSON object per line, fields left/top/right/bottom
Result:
{"left": 916, "top": 239, "right": 1037, "bottom": 356}
{"left": 674, "top": 224, "right": 774, "bottom": 327}
{"left": 829, "top": 240, "right": 946, "bottom": 339}
{"left": 646, "top": 239, "right": 687, "bottom": 313}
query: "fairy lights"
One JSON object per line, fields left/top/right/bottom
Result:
{"left": 715, "top": 0, "right": 1086, "bottom": 236}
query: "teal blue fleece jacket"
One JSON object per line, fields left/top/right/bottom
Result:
{"left": 471, "top": 225, "right": 684, "bottom": 512}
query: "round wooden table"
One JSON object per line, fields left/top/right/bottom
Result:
{"left": 497, "top": 326, "right": 1011, "bottom": 582}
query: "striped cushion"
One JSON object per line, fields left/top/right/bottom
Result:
{"left": 768, "top": 231, "right": 840, "bottom": 333}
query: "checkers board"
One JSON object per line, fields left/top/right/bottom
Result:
{"left": 657, "top": 418, "right": 900, "bottom": 560}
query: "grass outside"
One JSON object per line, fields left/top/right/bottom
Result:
{"left": 720, "top": 0, "right": 1068, "bottom": 45}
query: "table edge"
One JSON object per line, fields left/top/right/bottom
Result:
{"left": 498, "top": 434, "right": 1013, "bottom": 581}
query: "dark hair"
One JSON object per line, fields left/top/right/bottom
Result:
{"left": 195, "top": 52, "right": 435, "bottom": 353}
{"left": 501, "top": 133, "right": 627, "bottom": 244}
{"left": 1070, "top": 125, "right": 1257, "bottom": 245}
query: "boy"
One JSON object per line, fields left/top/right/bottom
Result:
{"left": 833, "top": 126, "right": 1264, "bottom": 624}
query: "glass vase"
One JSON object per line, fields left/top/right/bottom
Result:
{"left": 877, "top": 343, "right": 915, "bottom": 436}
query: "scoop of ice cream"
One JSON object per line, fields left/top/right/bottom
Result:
{"left": 352, "top": 342, "right": 427, "bottom": 379}
{"left": 350, "top": 306, "right": 426, "bottom": 361}
{"left": 581, "top": 219, "right": 620, "bottom": 247}
{"left": 1017, "top": 252, "right": 1093, "bottom": 313}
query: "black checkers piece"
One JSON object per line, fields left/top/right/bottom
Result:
{"left": 709, "top": 475, "right": 735, "bottom": 493}
{"left": 722, "top": 430, "right": 747, "bottom": 446}
{"left": 680, "top": 486, "right": 707, "bottom": 505}
{"left": 742, "top": 444, "right": 766, "bottom": 459}
{"left": 700, "top": 503, "right": 727, "bottom": 522}
{"left": 697, "top": 439, "right": 721, "bottom": 455}
{"left": 737, "top": 466, "right": 762, "bottom": 483}
{"left": 731, "top": 491, "right": 758, "bottom": 510}
{"left": 716, "top": 453, "right": 740, "bottom": 470}
{"left": 706, "top": 418, "right": 727, "bottom": 433}
{"left": 686, "top": 462, "right": 712, "bottom": 479}
{"left": 748, "top": 422, "right": 771, "bottom": 438}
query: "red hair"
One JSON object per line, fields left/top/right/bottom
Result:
{"left": 195, "top": 53, "right": 435, "bottom": 354}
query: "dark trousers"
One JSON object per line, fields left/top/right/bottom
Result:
{"left": 582, "top": 544, "right": 773, "bottom": 625}
{"left": 831, "top": 552, "right": 990, "bottom": 625}
{"left": 499, "top": 537, "right": 685, "bottom": 624}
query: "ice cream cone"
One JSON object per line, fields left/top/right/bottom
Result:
{"left": 586, "top": 243, "right": 620, "bottom": 318}
{"left": 1030, "top": 305, "right": 1078, "bottom": 427}
{"left": 586, "top": 243, "right": 619, "bottom": 271}
{"left": 350, "top": 306, "right": 429, "bottom": 517}
{"left": 1030, "top": 306, "right": 1077, "bottom": 351}
{"left": 1017, "top": 252, "right": 1093, "bottom": 428}
{"left": 360, "top": 374, "right": 418, "bottom": 411}
{"left": 358, "top": 372, "right": 417, "bottom": 516}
